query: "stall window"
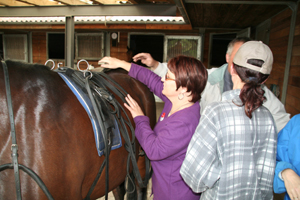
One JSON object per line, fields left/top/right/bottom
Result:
{"left": 164, "top": 35, "right": 201, "bottom": 62}
{"left": 208, "top": 33, "right": 236, "bottom": 68}
{"left": 129, "top": 34, "right": 164, "bottom": 65}
{"left": 47, "top": 33, "right": 65, "bottom": 60}
{"left": 3, "top": 34, "right": 28, "bottom": 62}
{"left": 76, "top": 33, "right": 104, "bottom": 60}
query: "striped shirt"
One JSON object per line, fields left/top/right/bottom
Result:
{"left": 180, "top": 89, "right": 277, "bottom": 200}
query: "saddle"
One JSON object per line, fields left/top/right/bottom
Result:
{"left": 57, "top": 67, "right": 122, "bottom": 156}
{"left": 56, "top": 67, "right": 151, "bottom": 199}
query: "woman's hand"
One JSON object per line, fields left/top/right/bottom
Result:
{"left": 282, "top": 168, "right": 300, "bottom": 199}
{"left": 132, "top": 53, "right": 159, "bottom": 70}
{"left": 124, "top": 94, "right": 144, "bottom": 118}
{"left": 98, "top": 57, "right": 131, "bottom": 71}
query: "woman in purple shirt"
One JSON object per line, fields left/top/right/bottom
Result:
{"left": 99, "top": 55, "right": 207, "bottom": 200}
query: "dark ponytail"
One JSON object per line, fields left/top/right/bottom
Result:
{"left": 233, "top": 59, "right": 269, "bottom": 118}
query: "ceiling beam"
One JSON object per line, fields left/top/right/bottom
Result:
{"left": 93, "top": 0, "right": 120, "bottom": 4}
{"left": 89, "top": 0, "right": 102, "bottom": 5}
{"left": 57, "top": 0, "right": 89, "bottom": 5}
{"left": 0, "top": 4, "right": 176, "bottom": 17}
{"left": 0, "top": 0, "right": 32, "bottom": 6}
{"left": 173, "top": 0, "right": 190, "bottom": 24}
{"left": 17, "top": 0, "right": 63, "bottom": 6}
{"left": 184, "top": 0, "right": 295, "bottom": 6}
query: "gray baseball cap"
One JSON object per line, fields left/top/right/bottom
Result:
{"left": 233, "top": 41, "right": 273, "bottom": 74}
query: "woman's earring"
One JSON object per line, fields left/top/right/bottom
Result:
{"left": 178, "top": 93, "right": 184, "bottom": 100}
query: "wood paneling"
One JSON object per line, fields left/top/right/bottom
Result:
{"left": 186, "top": 3, "right": 286, "bottom": 29}
{"left": 286, "top": 93, "right": 300, "bottom": 113}
{"left": 32, "top": 32, "right": 47, "bottom": 64}
{"left": 281, "top": 6, "right": 300, "bottom": 116}
{"left": 288, "top": 76, "right": 300, "bottom": 87}
{"left": 110, "top": 32, "right": 130, "bottom": 61}
{"left": 268, "top": 9, "right": 291, "bottom": 101}
{"left": 290, "top": 65, "right": 300, "bottom": 76}
{"left": 287, "top": 7, "right": 300, "bottom": 115}
{"left": 267, "top": 6, "right": 300, "bottom": 117}
{"left": 287, "top": 84, "right": 300, "bottom": 99}
{"left": 285, "top": 103, "right": 300, "bottom": 117}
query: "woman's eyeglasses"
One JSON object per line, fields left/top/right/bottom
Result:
{"left": 165, "top": 74, "right": 175, "bottom": 81}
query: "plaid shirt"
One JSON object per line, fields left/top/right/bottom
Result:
{"left": 180, "top": 89, "right": 277, "bottom": 200}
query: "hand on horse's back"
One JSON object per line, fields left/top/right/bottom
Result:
{"left": 124, "top": 94, "right": 145, "bottom": 118}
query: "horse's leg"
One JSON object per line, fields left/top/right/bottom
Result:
{"left": 112, "top": 174, "right": 138, "bottom": 200}
{"left": 112, "top": 182, "right": 125, "bottom": 200}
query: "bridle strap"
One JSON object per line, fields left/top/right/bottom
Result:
{"left": 2, "top": 60, "right": 22, "bottom": 200}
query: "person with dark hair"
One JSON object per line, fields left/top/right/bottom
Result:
{"left": 274, "top": 114, "right": 300, "bottom": 200}
{"left": 132, "top": 37, "right": 290, "bottom": 132}
{"left": 98, "top": 55, "right": 207, "bottom": 200}
{"left": 180, "top": 41, "right": 277, "bottom": 199}
{"left": 126, "top": 46, "right": 134, "bottom": 62}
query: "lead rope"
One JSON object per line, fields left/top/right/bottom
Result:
{"left": 2, "top": 60, "right": 22, "bottom": 200}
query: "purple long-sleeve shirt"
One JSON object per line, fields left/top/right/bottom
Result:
{"left": 128, "top": 63, "right": 201, "bottom": 200}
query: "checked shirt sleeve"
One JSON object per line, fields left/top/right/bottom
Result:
{"left": 180, "top": 107, "right": 221, "bottom": 193}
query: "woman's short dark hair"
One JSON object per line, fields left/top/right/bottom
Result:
{"left": 233, "top": 59, "right": 270, "bottom": 118}
{"left": 167, "top": 55, "right": 208, "bottom": 103}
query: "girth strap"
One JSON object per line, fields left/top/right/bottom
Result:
{"left": 2, "top": 60, "right": 22, "bottom": 200}
{"left": 91, "top": 71, "right": 151, "bottom": 188}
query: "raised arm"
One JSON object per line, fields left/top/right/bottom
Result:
{"left": 132, "top": 53, "right": 159, "bottom": 69}
{"left": 98, "top": 57, "right": 131, "bottom": 71}
{"left": 133, "top": 53, "right": 168, "bottom": 77}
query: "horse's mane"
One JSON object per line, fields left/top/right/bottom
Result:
{"left": 5, "top": 60, "right": 51, "bottom": 73}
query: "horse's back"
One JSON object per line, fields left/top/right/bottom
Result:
{"left": 0, "top": 61, "right": 156, "bottom": 200}
{"left": 0, "top": 61, "right": 95, "bottom": 199}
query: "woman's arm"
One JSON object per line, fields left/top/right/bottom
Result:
{"left": 281, "top": 168, "right": 300, "bottom": 199}
{"left": 99, "top": 57, "right": 166, "bottom": 101}
{"left": 274, "top": 114, "right": 300, "bottom": 198}
{"left": 98, "top": 57, "right": 131, "bottom": 71}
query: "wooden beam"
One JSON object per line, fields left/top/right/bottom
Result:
{"left": 0, "top": 23, "right": 193, "bottom": 30}
{"left": 0, "top": 24, "right": 66, "bottom": 29}
{"left": 90, "top": 0, "right": 133, "bottom": 4}
{"left": 173, "top": 0, "right": 190, "bottom": 25}
{"left": 0, "top": 0, "right": 32, "bottom": 6}
{"left": 90, "top": 0, "right": 102, "bottom": 5}
{"left": 92, "top": 0, "right": 120, "bottom": 4}
{"left": 17, "top": 0, "right": 63, "bottom": 6}
{"left": 0, "top": 5, "right": 177, "bottom": 17}
{"left": 54, "top": 0, "right": 89, "bottom": 5}
{"left": 184, "top": 0, "right": 295, "bottom": 6}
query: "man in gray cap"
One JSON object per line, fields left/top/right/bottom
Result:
{"left": 180, "top": 41, "right": 277, "bottom": 200}
{"left": 133, "top": 38, "right": 290, "bottom": 132}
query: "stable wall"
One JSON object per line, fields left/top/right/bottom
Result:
{"left": 268, "top": 7, "right": 300, "bottom": 117}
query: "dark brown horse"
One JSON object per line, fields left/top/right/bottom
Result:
{"left": 0, "top": 60, "right": 156, "bottom": 200}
